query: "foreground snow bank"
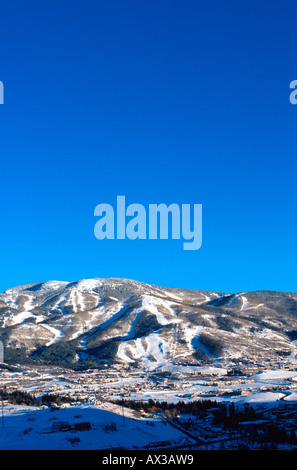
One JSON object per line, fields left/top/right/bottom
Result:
{"left": 0, "top": 403, "right": 190, "bottom": 450}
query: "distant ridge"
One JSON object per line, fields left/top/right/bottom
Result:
{"left": 0, "top": 278, "right": 297, "bottom": 370}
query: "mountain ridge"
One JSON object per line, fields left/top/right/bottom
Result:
{"left": 0, "top": 277, "right": 297, "bottom": 370}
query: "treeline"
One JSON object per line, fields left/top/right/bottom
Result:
{"left": 40, "top": 393, "right": 73, "bottom": 405}
{"left": 114, "top": 398, "right": 266, "bottom": 426}
{"left": 113, "top": 398, "right": 265, "bottom": 427}
{"left": 113, "top": 398, "right": 242, "bottom": 416}
{"left": 2, "top": 390, "right": 40, "bottom": 406}
{"left": 0, "top": 389, "right": 74, "bottom": 407}
{"left": 262, "top": 425, "right": 297, "bottom": 446}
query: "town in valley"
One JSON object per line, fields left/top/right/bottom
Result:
{"left": 1, "top": 354, "right": 297, "bottom": 450}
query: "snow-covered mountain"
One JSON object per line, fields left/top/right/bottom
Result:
{"left": 0, "top": 278, "right": 297, "bottom": 370}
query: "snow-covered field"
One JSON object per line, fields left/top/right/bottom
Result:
{"left": 0, "top": 403, "right": 191, "bottom": 450}
{"left": 2, "top": 365, "right": 297, "bottom": 450}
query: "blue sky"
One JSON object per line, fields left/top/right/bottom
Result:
{"left": 0, "top": 0, "right": 297, "bottom": 294}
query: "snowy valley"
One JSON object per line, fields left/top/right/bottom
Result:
{"left": 0, "top": 278, "right": 297, "bottom": 449}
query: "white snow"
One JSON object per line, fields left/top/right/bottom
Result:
{"left": 4, "top": 294, "right": 39, "bottom": 326}
{"left": 164, "top": 291, "right": 184, "bottom": 301}
{"left": 40, "top": 281, "right": 70, "bottom": 290}
{"left": 251, "top": 370, "right": 297, "bottom": 381}
{"left": 240, "top": 296, "right": 249, "bottom": 311}
{"left": 116, "top": 295, "right": 199, "bottom": 368}
{"left": 76, "top": 279, "right": 103, "bottom": 292}
{"left": 41, "top": 325, "right": 65, "bottom": 346}
{"left": 140, "top": 295, "right": 178, "bottom": 326}
{"left": 181, "top": 324, "right": 202, "bottom": 354}
{"left": 10, "top": 311, "right": 35, "bottom": 326}
{"left": 283, "top": 391, "right": 297, "bottom": 401}
{"left": 240, "top": 295, "right": 264, "bottom": 311}
{"left": 117, "top": 332, "right": 170, "bottom": 370}
{"left": 0, "top": 403, "right": 188, "bottom": 450}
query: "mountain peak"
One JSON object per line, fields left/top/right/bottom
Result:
{"left": 0, "top": 278, "right": 296, "bottom": 371}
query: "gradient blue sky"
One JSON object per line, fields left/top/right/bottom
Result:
{"left": 0, "top": 0, "right": 296, "bottom": 294}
